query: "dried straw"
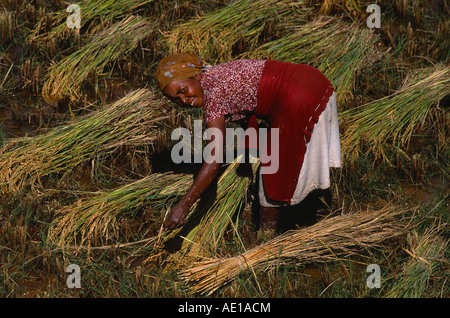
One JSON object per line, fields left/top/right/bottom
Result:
{"left": 0, "top": 89, "right": 168, "bottom": 194}
{"left": 164, "top": 0, "right": 309, "bottom": 63}
{"left": 48, "top": 172, "right": 191, "bottom": 248}
{"left": 180, "top": 204, "right": 411, "bottom": 295}
{"left": 243, "top": 16, "right": 382, "bottom": 104}
{"left": 29, "top": 0, "right": 153, "bottom": 44}
{"left": 42, "top": 15, "right": 154, "bottom": 101}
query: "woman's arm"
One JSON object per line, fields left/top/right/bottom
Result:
{"left": 164, "top": 116, "right": 226, "bottom": 229}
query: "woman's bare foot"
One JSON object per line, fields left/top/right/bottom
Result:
{"left": 259, "top": 206, "right": 281, "bottom": 232}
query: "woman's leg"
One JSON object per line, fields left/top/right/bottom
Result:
{"left": 259, "top": 206, "right": 281, "bottom": 231}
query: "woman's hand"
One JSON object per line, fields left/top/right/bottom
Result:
{"left": 164, "top": 201, "right": 190, "bottom": 229}
{"left": 163, "top": 116, "right": 226, "bottom": 230}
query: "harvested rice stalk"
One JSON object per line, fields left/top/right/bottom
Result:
{"left": 29, "top": 0, "right": 153, "bottom": 44}
{"left": 166, "top": 156, "right": 260, "bottom": 262}
{"left": 0, "top": 89, "right": 167, "bottom": 194}
{"left": 48, "top": 172, "right": 191, "bottom": 247}
{"left": 315, "top": 0, "right": 367, "bottom": 16}
{"left": 341, "top": 64, "right": 450, "bottom": 164}
{"left": 386, "top": 227, "right": 448, "bottom": 298}
{"left": 164, "top": 0, "right": 309, "bottom": 63}
{"left": 0, "top": 9, "right": 15, "bottom": 44}
{"left": 181, "top": 204, "right": 411, "bottom": 295}
{"left": 244, "top": 17, "right": 381, "bottom": 104}
{"left": 42, "top": 15, "right": 154, "bottom": 101}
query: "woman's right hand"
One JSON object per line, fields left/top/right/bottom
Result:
{"left": 164, "top": 116, "right": 226, "bottom": 230}
{"left": 164, "top": 201, "right": 190, "bottom": 230}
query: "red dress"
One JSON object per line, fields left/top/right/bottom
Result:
{"left": 200, "top": 59, "right": 334, "bottom": 204}
{"left": 201, "top": 59, "right": 265, "bottom": 123}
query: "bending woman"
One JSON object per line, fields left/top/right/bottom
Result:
{"left": 156, "top": 53, "right": 341, "bottom": 232}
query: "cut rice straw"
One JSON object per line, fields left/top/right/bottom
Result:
{"left": 48, "top": 172, "right": 192, "bottom": 248}
{"left": 180, "top": 203, "right": 412, "bottom": 295}
{"left": 341, "top": 64, "right": 450, "bottom": 164}
{"left": 164, "top": 0, "right": 310, "bottom": 63}
{"left": 0, "top": 89, "right": 168, "bottom": 194}
{"left": 29, "top": 0, "right": 154, "bottom": 44}
{"left": 243, "top": 16, "right": 382, "bottom": 105}
{"left": 42, "top": 15, "right": 154, "bottom": 101}
{"left": 163, "top": 156, "right": 260, "bottom": 265}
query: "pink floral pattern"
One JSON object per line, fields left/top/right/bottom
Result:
{"left": 200, "top": 60, "right": 266, "bottom": 123}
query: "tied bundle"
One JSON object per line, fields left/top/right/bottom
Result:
{"left": 42, "top": 15, "right": 154, "bottom": 101}
{"left": 164, "top": 0, "right": 310, "bottom": 63}
{"left": 341, "top": 64, "right": 450, "bottom": 163}
{"left": 0, "top": 89, "right": 168, "bottom": 194}
{"left": 48, "top": 172, "right": 192, "bottom": 248}
{"left": 181, "top": 204, "right": 411, "bottom": 295}
{"left": 244, "top": 16, "right": 382, "bottom": 105}
{"left": 29, "top": 0, "right": 154, "bottom": 44}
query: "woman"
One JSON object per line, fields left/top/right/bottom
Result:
{"left": 156, "top": 52, "right": 341, "bottom": 233}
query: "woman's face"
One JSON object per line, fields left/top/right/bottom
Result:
{"left": 162, "top": 75, "right": 203, "bottom": 108}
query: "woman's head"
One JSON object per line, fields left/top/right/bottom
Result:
{"left": 156, "top": 53, "right": 208, "bottom": 108}
{"left": 162, "top": 75, "right": 203, "bottom": 108}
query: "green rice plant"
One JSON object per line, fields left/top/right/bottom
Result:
{"left": 0, "top": 89, "right": 168, "bottom": 194}
{"left": 164, "top": 156, "right": 260, "bottom": 264}
{"left": 164, "top": 0, "right": 310, "bottom": 63}
{"left": 42, "top": 15, "right": 154, "bottom": 101}
{"left": 48, "top": 172, "right": 192, "bottom": 247}
{"left": 341, "top": 64, "right": 450, "bottom": 164}
{"left": 386, "top": 227, "right": 448, "bottom": 298}
{"left": 243, "top": 17, "right": 382, "bottom": 105}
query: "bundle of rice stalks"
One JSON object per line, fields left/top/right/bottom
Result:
{"left": 0, "top": 89, "right": 168, "bottom": 194}
{"left": 180, "top": 204, "right": 411, "bottom": 295}
{"left": 48, "top": 172, "right": 191, "bottom": 247}
{"left": 386, "top": 227, "right": 448, "bottom": 298}
{"left": 42, "top": 15, "right": 154, "bottom": 101}
{"left": 164, "top": 0, "right": 310, "bottom": 63}
{"left": 244, "top": 16, "right": 382, "bottom": 104}
{"left": 166, "top": 156, "right": 260, "bottom": 263}
{"left": 29, "top": 0, "right": 153, "bottom": 44}
{"left": 341, "top": 64, "right": 450, "bottom": 164}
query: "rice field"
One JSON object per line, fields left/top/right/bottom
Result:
{"left": 0, "top": 0, "right": 448, "bottom": 301}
